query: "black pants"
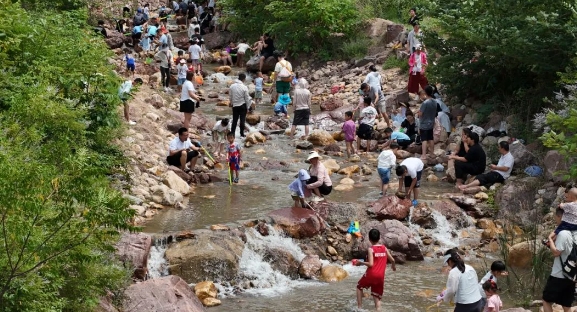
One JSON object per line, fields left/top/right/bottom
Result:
{"left": 455, "top": 161, "right": 484, "bottom": 181}
{"left": 231, "top": 104, "right": 247, "bottom": 137}
{"left": 160, "top": 66, "right": 170, "bottom": 88}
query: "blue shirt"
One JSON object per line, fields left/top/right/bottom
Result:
{"left": 288, "top": 178, "right": 307, "bottom": 198}
{"left": 147, "top": 25, "right": 158, "bottom": 37}
{"left": 159, "top": 34, "right": 168, "bottom": 45}
{"left": 133, "top": 25, "right": 142, "bottom": 34}
{"left": 274, "top": 102, "right": 287, "bottom": 114}
{"left": 254, "top": 77, "right": 263, "bottom": 91}
{"left": 391, "top": 131, "right": 410, "bottom": 141}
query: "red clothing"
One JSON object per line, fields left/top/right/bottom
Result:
{"left": 407, "top": 72, "right": 429, "bottom": 94}
{"left": 357, "top": 245, "right": 389, "bottom": 299}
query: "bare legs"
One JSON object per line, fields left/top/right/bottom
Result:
{"left": 183, "top": 112, "right": 192, "bottom": 130}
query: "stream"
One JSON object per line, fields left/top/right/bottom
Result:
{"left": 140, "top": 63, "right": 528, "bottom": 311}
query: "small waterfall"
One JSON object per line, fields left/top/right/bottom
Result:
{"left": 147, "top": 236, "right": 170, "bottom": 279}
{"left": 429, "top": 210, "right": 459, "bottom": 248}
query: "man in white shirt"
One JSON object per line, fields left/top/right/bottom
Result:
{"left": 229, "top": 73, "right": 252, "bottom": 137}
{"left": 459, "top": 141, "right": 514, "bottom": 192}
{"left": 166, "top": 127, "right": 201, "bottom": 171}
{"left": 356, "top": 97, "right": 377, "bottom": 154}
{"left": 395, "top": 157, "right": 424, "bottom": 203}
{"left": 542, "top": 208, "right": 576, "bottom": 312}
{"left": 407, "top": 23, "right": 421, "bottom": 54}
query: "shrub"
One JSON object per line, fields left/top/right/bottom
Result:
{"left": 382, "top": 56, "right": 409, "bottom": 73}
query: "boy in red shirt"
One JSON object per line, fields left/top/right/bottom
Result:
{"left": 355, "top": 228, "right": 396, "bottom": 311}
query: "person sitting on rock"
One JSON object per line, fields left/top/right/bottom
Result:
{"left": 448, "top": 132, "right": 486, "bottom": 188}
{"left": 258, "top": 33, "right": 275, "bottom": 73}
{"left": 459, "top": 141, "right": 514, "bottom": 192}
{"left": 305, "top": 151, "right": 332, "bottom": 202}
{"left": 400, "top": 110, "right": 418, "bottom": 144}
{"left": 167, "top": 127, "right": 201, "bottom": 172}
{"left": 357, "top": 97, "right": 377, "bottom": 154}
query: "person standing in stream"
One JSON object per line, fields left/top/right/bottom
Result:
{"left": 229, "top": 73, "right": 252, "bottom": 137}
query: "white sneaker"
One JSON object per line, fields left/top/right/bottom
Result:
{"left": 312, "top": 195, "right": 324, "bottom": 202}
{"left": 128, "top": 120, "right": 136, "bottom": 125}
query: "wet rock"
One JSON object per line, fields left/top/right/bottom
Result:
{"left": 322, "top": 159, "right": 340, "bottom": 174}
{"left": 319, "top": 265, "right": 348, "bottom": 282}
{"left": 151, "top": 184, "right": 184, "bottom": 206}
{"left": 203, "top": 30, "right": 235, "bottom": 50}
{"left": 543, "top": 150, "right": 570, "bottom": 183}
{"left": 430, "top": 200, "right": 470, "bottom": 229}
{"left": 361, "top": 165, "right": 373, "bottom": 175}
{"left": 410, "top": 203, "right": 436, "bottom": 229}
{"left": 194, "top": 281, "right": 219, "bottom": 306}
{"left": 323, "top": 143, "right": 341, "bottom": 152}
{"left": 447, "top": 195, "right": 477, "bottom": 210}
{"left": 395, "top": 149, "right": 412, "bottom": 159}
{"left": 307, "top": 130, "right": 335, "bottom": 146}
{"left": 314, "top": 201, "right": 364, "bottom": 225}
{"left": 366, "top": 195, "right": 412, "bottom": 220}
{"left": 162, "top": 170, "right": 191, "bottom": 195}
{"left": 105, "top": 30, "right": 125, "bottom": 49}
{"left": 328, "top": 105, "right": 356, "bottom": 123}
{"left": 507, "top": 240, "right": 541, "bottom": 268}
{"left": 122, "top": 275, "right": 207, "bottom": 312}
{"left": 191, "top": 172, "right": 211, "bottom": 184}
{"left": 296, "top": 141, "right": 314, "bottom": 150}
{"left": 338, "top": 165, "right": 360, "bottom": 176}
{"left": 265, "top": 115, "right": 290, "bottom": 129}
{"left": 263, "top": 247, "right": 300, "bottom": 279}
{"left": 352, "top": 220, "right": 423, "bottom": 261}
{"left": 509, "top": 142, "right": 537, "bottom": 169}
{"left": 245, "top": 132, "right": 266, "bottom": 145}
{"left": 216, "top": 100, "right": 230, "bottom": 106}
{"left": 268, "top": 207, "right": 326, "bottom": 239}
{"left": 165, "top": 231, "right": 245, "bottom": 283}
{"left": 446, "top": 160, "right": 456, "bottom": 183}
{"left": 207, "top": 92, "right": 219, "bottom": 98}
{"left": 332, "top": 131, "right": 345, "bottom": 141}
{"left": 320, "top": 98, "right": 343, "bottom": 111}
{"left": 334, "top": 184, "right": 354, "bottom": 191}
{"left": 216, "top": 66, "right": 232, "bottom": 75}
{"left": 115, "top": 232, "right": 152, "bottom": 280}
{"left": 298, "top": 255, "right": 322, "bottom": 279}
{"left": 254, "top": 160, "right": 288, "bottom": 171}
{"left": 246, "top": 114, "right": 261, "bottom": 125}
{"left": 201, "top": 298, "right": 221, "bottom": 307}
{"left": 256, "top": 221, "right": 269, "bottom": 236}
{"left": 167, "top": 122, "right": 183, "bottom": 133}
{"left": 210, "top": 224, "right": 230, "bottom": 231}
{"left": 246, "top": 55, "right": 277, "bottom": 73}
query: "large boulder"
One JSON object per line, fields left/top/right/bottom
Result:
{"left": 168, "top": 166, "right": 193, "bottom": 183}
{"left": 262, "top": 247, "right": 300, "bottom": 279}
{"left": 122, "top": 275, "right": 207, "bottom": 312}
{"left": 329, "top": 105, "right": 356, "bottom": 123}
{"left": 507, "top": 240, "right": 541, "bottom": 268}
{"left": 165, "top": 231, "right": 245, "bottom": 283}
{"left": 543, "top": 150, "right": 570, "bottom": 183}
{"left": 366, "top": 195, "right": 412, "bottom": 221}
{"left": 429, "top": 200, "right": 470, "bottom": 229}
{"left": 495, "top": 177, "right": 540, "bottom": 226}
{"left": 194, "top": 281, "right": 220, "bottom": 307}
{"left": 151, "top": 184, "right": 184, "bottom": 206}
{"left": 162, "top": 170, "right": 192, "bottom": 195}
{"left": 308, "top": 130, "right": 335, "bottom": 146}
{"left": 320, "top": 98, "right": 344, "bottom": 111}
{"left": 322, "top": 159, "right": 341, "bottom": 174}
{"left": 298, "top": 255, "right": 322, "bottom": 279}
{"left": 203, "top": 31, "right": 235, "bottom": 50}
{"left": 509, "top": 142, "right": 536, "bottom": 169}
{"left": 115, "top": 232, "right": 152, "bottom": 280}
{"left": 268, "top": 207, "right": 326, "bottom": 239}
{"left": 246, "top": 55, "right": 277, "bottom": 73}
{"left": 410, "top": 203, "right": 436, "bottom": 229}
{"left": 105, "top": 30, "right": 125, "bottom": 49}
{"left": 314, "top": 201, "right": 365, "bottom": 225}
{"left": 353, "top": 220, "right": 423, "bottom": 261}
{"left": 319, "top": 265, "right": 348, "bottom": 282}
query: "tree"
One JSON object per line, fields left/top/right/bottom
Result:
{"left": 0, "top": 1, "right": 135, "bottom": 310}
{"left": 426, "top": 0, "right": 577, "bottom": 123}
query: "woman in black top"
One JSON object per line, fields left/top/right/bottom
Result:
{"left": 401, "top": 110, "right": 418, "bottom": 143}
{"left": 408, "top": 8, "right": 420, "bottom": 26}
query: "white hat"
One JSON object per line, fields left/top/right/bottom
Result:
{"left": 442, "top": 254, "right": 451, "bottom": 265}
{"left": 180, "top": 59, "right": 186, "bottom": 64}
{"left": 306, "top": 151, "right": 321, "bottom": 161}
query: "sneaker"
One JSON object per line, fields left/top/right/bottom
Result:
{"left": 312, "top": 195, "right": 324, "bottom": 202}
{"left": 233, "top": 177, "right": 239, "bottom": 183}
{"left": 128, "top": 120, "right": 137, "bottom": 126}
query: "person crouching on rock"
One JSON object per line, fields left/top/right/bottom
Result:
{"left": 166, "top": 127, "right": 201, "bottom": 172}
{"left": 289, "top": 169, "right": 311, "bottom": 208}
{"left": 305, "top": 151, "right": 332, "bottom": 202}
{"left": 274, "top": 93, "right": 291, "bottom": 118}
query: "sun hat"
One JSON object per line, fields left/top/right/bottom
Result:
{"left": 415, "top": 44, "right": 423, "bottom": 50}
{"left": 278, "top": 94, "right": 291, "bottom": 105}
{"left": 443, "top": 254, "right": 451, "bottom": 265}
{"left": 180, "top": 59, "right": 186, "bottom": 64}
{"left": 298, "top": 169, "right": 311, "bottom": 181}
{"left": 306, "top": 151, "right": 321, "bottom": 161}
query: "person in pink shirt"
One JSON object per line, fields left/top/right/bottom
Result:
{"left": 305, "top": 151, "right": 332, "bottom": 202}
{"left": 341, "top": 111, "right": 356, "bottom": 158}
{"left": 482, "top": 280, "right": 502, "bottom": 312}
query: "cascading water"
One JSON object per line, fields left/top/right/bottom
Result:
{"left": 147, "top": 236, "right": 170, "bottom": 279}
{"left": 408, "top": 202, "right": 473, "bottom": 249}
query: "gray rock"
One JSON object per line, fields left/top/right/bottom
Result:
{"left": 296, "top": 141, "right": 314, "bottom": 150}
{"left": 246, "top": 55, "right": 277, "bottom": 73}
{"left": 509, "top": 141, "right": 536, "bottom": 169}
{"left": 122, "top": 276, "right": 207, "bottom": 312}
{"left": 123, "top": 194, "right": 143, "bottom": 205}
{"left": 115, "top": 232, "right": 152, "bottom": 280}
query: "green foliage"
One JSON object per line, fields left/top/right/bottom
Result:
{"left": 0, "top": 0, "right": 135, "bottom": 310}
{"left": 382, "top": 55, "right": 409, "bottom": 73}
{"left": 426, "top": 0, "right": 577, "bottom": 121}
{"left": 221, "top": 0, "right": 361, "bottom": 54}
{"left": 339, "top": 37, "right": 371, "bottom": 60}
{"left": 356, "top": 0, "right": 435, "bottom": 24}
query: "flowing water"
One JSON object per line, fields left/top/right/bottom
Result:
{"left": 141, "top": 66, "right": 528, "bottom": 311}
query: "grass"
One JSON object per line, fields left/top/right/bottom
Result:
{"left": 382, "top": 55, "right": 409, "bottom": 73}
{"left": 339, "top": 37, "right": 372, "bottom": 60}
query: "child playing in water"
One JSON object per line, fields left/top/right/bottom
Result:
{"left": 341, "top": 111, "right": 356, "bottom": 158}
{"left": 123, "top": 49, "right": 135, "bottom": 77}
{"left": 377, "top": 142, "right": 398, "bottom": 196}
{"left": 355, "top": 228, "right": 396, "bottom": 311}
{"left": 478, "top": 260, "right": 508, "bottom": 307}
{"left": 212, "top": 118, "right": 229, "bottom": 158}
{"left": 226, "top": 132, "right": 242, "bottom": 183}
{"left": 288, "top": 169, "right": 311, "bottom": 208}
{"left": 253, "top": 71, "right": 264, "bottom": 112}
{"left": 274, "top": 93, "right": 291, "bottom": 118}
{"left": 482, "top": 280, "right": 502, "bottom": 312}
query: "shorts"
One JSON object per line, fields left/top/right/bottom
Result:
{"left": 475, "top": 171, "right": 504, "bottom": 186}
{"left": 376, "top": 100, "right": 386, "bottom": 115}
{"left": 191, "top": 59, "right": 200, "bottom": 66}
{"left": 177, "top": 78, "right": 186, "bottom": 86}
{"left": 404, "top": 170, "right": 422, "bottom": 188}
{"left": 543, "top": 276, "right": 575, "bottom": 307}
{"left": 255, "top": 90, "right": 263, "bottom": 99}
{"left": 229, "top": 156, "right": 240, "bottom": 171}
{"left": 293, "top": 109, "right": 310, "bottom": 126}
{"left": 276, "top": 81, "right": 291, "bottom": 94}
{"left": 453, "top": 300, "right": 483, "bottom": 312}
{"left": 357, "top": 275, "right": 384, "bottom": 300}
{"left": 396, "top": 139, "right": 411, "bottom": 148}
{"left": 290, "top": 191, "right": 301, "bottom": 200}
{"left": 420, "top": 128, "right": 434, "bottom": 141}
{"left": 356, "top": 123, "right": 373, "bottom": 140}
{"left": 180, "top": 99, "right": 195, "bottom": 113}
{"left": 127, "top": 63, "right": 135, "bottom": 72}
{"left": 377, "top": 167, "right": 391, "bottom": 184}
{"left": 166, "top": 150, "right": 199, "bottom": 167}
{"left": 306, "top": 176, "right": 332, "bottom": 196}
{"left": 213, "top": 131, "right": 226, "bottom": 144}
{"left": 261, "top": 51, "right": 273, "bottom": 59}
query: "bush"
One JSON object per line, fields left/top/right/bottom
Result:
{"left": 382, "top": 56, "right": 409, "bottom": 73}
{"left": 0, "top": 1, "right": 135, "bottom": 310}
{"left": 339, "top": 37, "right": 371, "bottom": 60}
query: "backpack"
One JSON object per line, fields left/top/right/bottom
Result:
{"left": 562, "top": 236, "right": 577, "bottom": 282}
{"left": 278, "top": 60, "right": 293, "bottom": 82}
